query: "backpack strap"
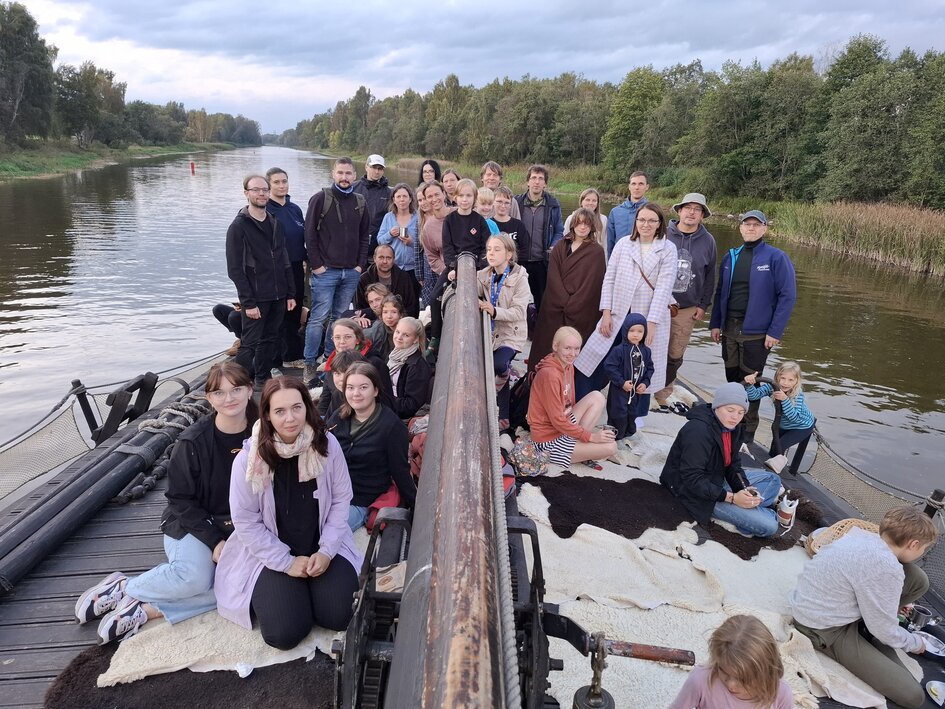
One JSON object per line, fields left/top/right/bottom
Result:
{"left": 316, "top": 188, "right": 367, "bottom": 232}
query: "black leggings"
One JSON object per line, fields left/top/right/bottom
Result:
{"left": 250, "top": 556, "right": 358, "bottom": 650}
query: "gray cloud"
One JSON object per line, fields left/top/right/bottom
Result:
{"left": 31, "top": 0, "right": 945, "bottom": 131}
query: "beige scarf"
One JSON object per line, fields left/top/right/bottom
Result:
{"left": 387, "top": 343, "right": 418, "bottom": 378}
{"left": 244, "top": 419, "right": 326, "bottom": 494}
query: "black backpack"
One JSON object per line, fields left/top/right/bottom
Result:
{"left": 508, "top": 371, "right": 535, "bottom": 432}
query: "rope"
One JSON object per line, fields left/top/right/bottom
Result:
{"left": 480, "top": 309, "right": 522, "bottom": 709}
{"left": 136, "top": 400, "right": 210, "bottom": 434}
{"left": 926, "top": 494, "right": 945, "bottom": 512}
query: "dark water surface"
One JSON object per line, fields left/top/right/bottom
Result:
{"left": 0, "top": 146, "right": 942, "bottom": 495}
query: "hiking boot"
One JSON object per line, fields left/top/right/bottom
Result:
{"left": 303, "top": 363, "right": 318, "bottom": 385}
{"left": 282, "top": 359, "right": 305, "bottom": 369}
{"left": 97, "top": 596, "right": 148, "bottom": 644}
{"left": 225, "top": 339, "right": 240, "bottom": 357}
{"left": 75, "top": 572, "right": 127, "bottom": 624}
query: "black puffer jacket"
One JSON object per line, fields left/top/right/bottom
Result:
{"left": 659, "top": 404, "right": 748, "bottom": 526}
{"left": 225, "top": 207, "right": 294, "bottom": 309}
{"left": 353, "top": 175, "right": 391, "bottom": 244}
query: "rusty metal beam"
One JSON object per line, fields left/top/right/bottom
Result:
{"left": 385, "top": 254, "right": 507, "bottom": 708}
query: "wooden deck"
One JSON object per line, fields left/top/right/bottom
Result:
{"left": 0, "top": 479, "right": 167, "bottom": 708}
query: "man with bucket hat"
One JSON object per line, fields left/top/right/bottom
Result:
{"left": 710, "top": 210, "right": 796, "bottom": 443}
{"left": 653, "top": 193, "right": 718, "bottom": 414}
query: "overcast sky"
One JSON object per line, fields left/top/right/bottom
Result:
{"left": 24, "top": 0, "right": 945, "bottom": 134}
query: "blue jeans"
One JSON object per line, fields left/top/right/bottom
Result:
{"left": 348, "top": 505, "right": 369, "bottom": 532}
{"left": 124, "top": 533, "right": 218, "bottom": 624}
{"left": 711, "top": 469, "right": 781, "bottom": 537}
{"left": 304, "top": 268, "right": 361, "bottom": 363}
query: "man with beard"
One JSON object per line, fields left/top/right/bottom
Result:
{"left": 225, "top": 174, "right": 296, "bottom": 388}
{"left": 303, "top": 158, "right": 369, "bottom": 383}
{"left": 653, "top": 193, "right": 718, "bottom": 414}
{"left": 353, "top": 154, "right": 392, "bottom": 260}
{"left": 353, "top": 244, "right": 419, "bottom": 317}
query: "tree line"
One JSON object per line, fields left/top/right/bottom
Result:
{"left": 277, "top": 35, "right": 945, "bottom": 210}
{"left": 0, "top": 2, "right": 261, "bottom": 150}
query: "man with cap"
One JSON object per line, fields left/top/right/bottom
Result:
{"left": 709, "top": 210, "right": 796, "bottom": 443}
{"left": 653, "top": 193, "right": 718, "bottom": 414}
{"left": 660, "top": 382, "right": 781, "bottom": 537}
{"left": 606, "top": 170, "right": 649, "bottom": 256}
{"left": 353, "top": 154, "right": 392, "bottom": 260}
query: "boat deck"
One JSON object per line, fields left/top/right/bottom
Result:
{"left": 0, "top": 479, "right": 167, "bottom": 708}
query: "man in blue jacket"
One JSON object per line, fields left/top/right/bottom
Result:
{"left": 266, "top": 167, "right": 306, "bottom": 367}
{"left": 606, "top": 171, "right": 649, "bottom": 256}
{"left": 514, "top": 164, "right": 563, "bottom": 312}
{"left": 710, "top": 210, "right": 796, "bottom": 443}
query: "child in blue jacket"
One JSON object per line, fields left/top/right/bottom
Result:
{"left": 603, "top": 313, "right": 654, "bottom": 440}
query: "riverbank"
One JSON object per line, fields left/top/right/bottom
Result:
{"left": 387, "top": 155, "right": 945, "bottom": 276}
{"left": 0, "top": 142, "right": 236, "bottom": 180}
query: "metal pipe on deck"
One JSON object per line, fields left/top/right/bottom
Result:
{"left": 385, "top": 254, "right": 508, "bottom": 707}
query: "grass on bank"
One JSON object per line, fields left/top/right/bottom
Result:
{"left": 0, "top": 141, "right": 234, "bottom": 180}
{"left": 386, "top": 155, "right": 945, "bottom": 276}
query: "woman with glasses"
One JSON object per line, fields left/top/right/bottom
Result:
{"left": 574, "top": 203, "right": 678, "bottom": 416}
{"left": 75, "top": 362, "right": 257, "bottom": 643}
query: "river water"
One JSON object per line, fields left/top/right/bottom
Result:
{"left": 0, "top": 146, "right": 942, "bottom": 494}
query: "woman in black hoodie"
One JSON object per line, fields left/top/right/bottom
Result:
{"left": 327, "top": 362, "right": 417, "bottom": 531}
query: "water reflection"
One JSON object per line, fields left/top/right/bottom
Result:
{"left": 0, "top": 150, "right": 941, "bottom": 495}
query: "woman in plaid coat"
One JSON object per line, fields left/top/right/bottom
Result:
{"left": 574, "top": 203, "right": 677, "bottom": 398}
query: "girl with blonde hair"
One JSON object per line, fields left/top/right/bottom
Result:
{"left": 669, "top": 614, "right": 793, "bottom": 708}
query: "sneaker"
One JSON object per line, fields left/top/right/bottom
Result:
{"left": 282, "top": 359, "right": 306, "bottom": 369}
{"left": 303, "top": 363, "right": 319, "bottom": 384}
{"left": 97, "top": 596, "right": 148, "bottom": 644}
{"left": 582, "top": 460, "right": 603, "bottom": 471}
{"left": 270, "top": 367, "right": 284, "bottom": 379}
{"left": 669, "top": 401, "right": 690, "bottom": 415}
{"left": 225, "top": 339, "right": 240, "bottom": 357}
{"left": 75, "top": 572, "right": 127, "bottom": 624}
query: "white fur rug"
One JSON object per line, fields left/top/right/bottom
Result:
{"left": 100, "top": 527, "right": 372, "bottom": 686}
{"left": 515, "top": 396, "right": 906, "bottom": 709}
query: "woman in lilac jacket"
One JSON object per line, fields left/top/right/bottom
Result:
{"left": 214, "top": 377, "right": 363, "bottom": 649}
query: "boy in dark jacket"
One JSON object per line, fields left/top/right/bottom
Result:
{"left": 603, "top": 313, "right": 654, "bottom": 440}
{"left": 660, "top": 382, "right": 781, "bottom": 537}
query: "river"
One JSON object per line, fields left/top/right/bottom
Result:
{"left": 0, "top": 146, "right": 941, "bottom": 495}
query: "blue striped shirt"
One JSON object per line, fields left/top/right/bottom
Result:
{"left": 745, "top": 383, "right": 815, "bottom": 429}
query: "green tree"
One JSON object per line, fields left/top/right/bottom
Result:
{"left": 820, "top": 61, "right": 916, "bottom": 201}
{"left": 902, "top": 52, "right": 945, "bottom": 208}
{"left": 601, "top": 67, "right": 665, "bottom": 174}
{"left": 636, "top": 61, "right": 708, "bottom": 170}
{"left": 673, "top": 61, "right": 768, "bottom": 194}
{"left": 0, "top": 1, "right": 56, "bottom": 142}
{"left": 424, "top": 74, "right": 470, "bottom": 158}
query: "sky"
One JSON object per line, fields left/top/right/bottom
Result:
{"left": 23, "top": 0, "right": 945, "bottom": 134}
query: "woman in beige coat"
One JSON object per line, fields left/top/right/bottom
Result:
{"left": 574, "top": 203, "right": 677, "bottom": 408}
{"left": 477, "top": 232, "right": 530, "bottom": 429}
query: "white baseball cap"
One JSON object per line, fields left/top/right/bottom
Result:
{"left": 367, "top": 154, "right": 386, "bottom": 167}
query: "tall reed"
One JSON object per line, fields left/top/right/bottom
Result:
{"left": 774, "top": 201, "right": 945, "bottom": 276}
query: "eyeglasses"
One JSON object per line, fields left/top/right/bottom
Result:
{"left": 207, "top": 386, "right": 247, "bottom": 401}
{"left": 246, "top": 187, "right": 270, "bottom": 194}
{"left": 636, "top": 219, "right": 660, "bottom": 226}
